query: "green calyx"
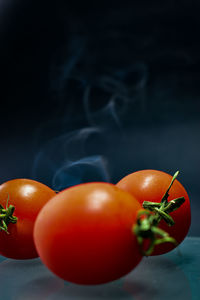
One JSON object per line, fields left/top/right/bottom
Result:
{"left": 142, "top": 196, "right": 185, "bottom": 226}
{"left": 133, "top": 171, "right": 185, "bottom": 256}
{"left": 0, "top": 195, "right": 17, "bottom": 234}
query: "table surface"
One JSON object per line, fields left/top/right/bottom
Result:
{"left": 0, "top": 237, "right": 199, "bottom": 300}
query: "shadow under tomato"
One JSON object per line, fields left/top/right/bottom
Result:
{"left": 0, "top": 241, "right": 193, "bottom": 300}
{"left": 48, "top": 279, "right": 133, "bottom": 300}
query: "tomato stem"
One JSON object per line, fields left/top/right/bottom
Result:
{"left": 133, "top": 171, "right": 185, "bottom": 256}
{"left": 0, "top": 195, "right": 17, "bottom": 234}
{"left": 161, "top": 170, "right": 179, "bottom": 204}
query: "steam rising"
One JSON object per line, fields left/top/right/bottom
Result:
{"left": 32, "top": 127, "right": 110, "bottom": 190}
{"left": 83, "top": 85, "right": 126, "bottom": 130}
{"left": 32, "top": 34, "right": 151, "bottom": 190}
{"left": 53, "top": 155, "right": 110, "bottom": 190}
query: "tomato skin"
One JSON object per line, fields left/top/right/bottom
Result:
{"left": 116, "top": 170, "right": 191, "bottom": 255}
{"left": 0, "top": 179, "right": 56, "bottom": 259}
{"left": 34, "top": 182, "right": 143, "bottom": 285}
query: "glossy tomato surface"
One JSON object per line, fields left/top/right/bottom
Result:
{"left": 0, "top": 179, "right": 56, "bottom": 259}
{"left": 34, "top": 182, "right": 143, "bottom": 285}
{"left": 116, "top": 170, "right": 191, "bottom": 255}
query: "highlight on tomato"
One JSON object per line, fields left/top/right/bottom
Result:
{"left": 0, "top": 178, "right": 56, "bottom": 259}
{"left": 33, "top": 182, "right": 143, "bottom": 285}
{"left": 116, "top": 169, "right": 191, "bottom": 255}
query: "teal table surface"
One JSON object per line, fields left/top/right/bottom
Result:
{"left": 0, "top": 237, "right": 199, "bottom": 300}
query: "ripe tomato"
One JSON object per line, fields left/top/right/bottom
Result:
{"left": 34, "top": 182, "right": 143, "bottom": 285}
{"left": 116, "top": 169, "right": 191, "bottom": 255}
{"left": 0, "top": 179, "right": 56, "bottom": 259}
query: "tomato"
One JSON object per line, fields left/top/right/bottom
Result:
{"left": 0, "top": 179, "right": 56, "bottom": 259}
{"left": 116, "top": 169, "right": 191, "bottom": 255}
{"left": 34, "top": 182, "right": 143, "bottom": 285}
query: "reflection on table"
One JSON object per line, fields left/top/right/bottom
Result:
{"left": 0, "top": 237, "right": 199, "bottom": 299}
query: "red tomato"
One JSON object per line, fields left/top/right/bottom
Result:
{"left": 34, "top": 182, "right": 143, "bottom": 285}
{"left": 0, "top": 179, "right": 56, "bottom": 259}
{"left": 116, "top": 170, "right": 191, "bottom": 255}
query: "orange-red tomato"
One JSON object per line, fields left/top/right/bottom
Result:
{"left": 0, "top": 179, "right": 56, "bottom": 259}
{"left": 116, "top": 169, "right": 191, "bottom": 255}
{"left": 34, "top": 182, "right": 143, "bottom": 285}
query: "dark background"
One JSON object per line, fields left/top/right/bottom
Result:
{"left": 0, "top": 0, "right": 200, "bottom": 235}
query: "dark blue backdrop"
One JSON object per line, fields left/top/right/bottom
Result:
{"left": 0, "top": 0, "right": 200, "bottom": 235}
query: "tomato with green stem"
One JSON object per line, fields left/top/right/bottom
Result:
{"left": 0, "top": 178, "right": 56, "bottom": 259}
{"left": 34, "top": 182, "right": 143, "bottom": 285}
{"left": 116, "top": 169, "right": 191, "bottom": 255}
